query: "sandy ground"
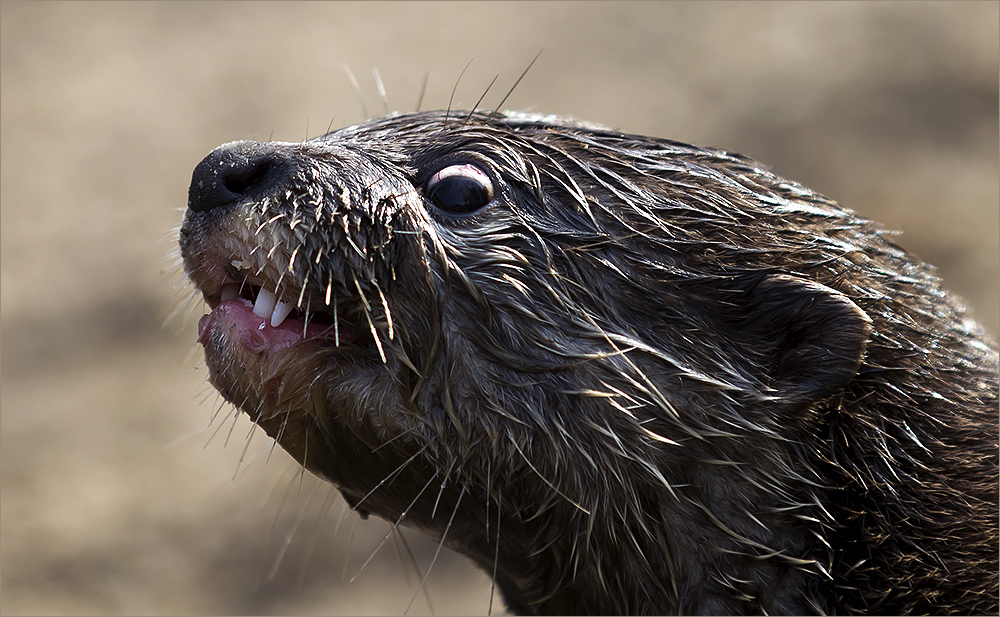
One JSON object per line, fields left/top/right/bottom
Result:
{"left": 1, "top": 2, "right": 996, "bottom": 615}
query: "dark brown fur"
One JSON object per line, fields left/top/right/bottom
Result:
{"left": 180, "top": 110, "right": 999, "bottom": 614}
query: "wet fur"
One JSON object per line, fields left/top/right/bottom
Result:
{"left": 181, "top": 110, "right": 999, "bottom": 614}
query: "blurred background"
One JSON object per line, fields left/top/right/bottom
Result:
{"left": 1, "top": 2, "right": 996, "bottom": 615}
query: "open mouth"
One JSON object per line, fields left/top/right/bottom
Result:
{"left": 215, "top": 281, "right": 329, "bottom": 329}
{"left": 197, "top": 276, "right": 362, "bottom": 352}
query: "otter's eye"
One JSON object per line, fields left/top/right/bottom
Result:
{"left": 425, "top": 163, "right": 494, "bottom": 214}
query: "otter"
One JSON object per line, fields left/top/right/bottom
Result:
{"left": 180, "top": 110, "right": 999, "bottom": 615}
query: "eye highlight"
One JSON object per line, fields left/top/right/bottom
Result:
{"left": 425, "top": 163, "right": 494, "bottom": 215}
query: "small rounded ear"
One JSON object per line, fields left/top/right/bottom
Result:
{"left": 738, "top": 274, "right": 872, "bottom": 406}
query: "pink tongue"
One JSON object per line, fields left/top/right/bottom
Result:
{"left": 198, "top": 299, "right": 335, "bottom": 353}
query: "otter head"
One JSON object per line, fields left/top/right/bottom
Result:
{"left": 180, "top": 110, "right": 879, "bottom": 614}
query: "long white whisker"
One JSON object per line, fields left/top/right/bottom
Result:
{"left": 405, "top": 486, "right": 466, "bottom": 616}
{"left": 349, "top": 470, "right": 440, "bottom": 583}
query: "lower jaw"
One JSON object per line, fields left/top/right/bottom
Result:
{"left": 197, "top": 297, "right": 378, "bottom": 419}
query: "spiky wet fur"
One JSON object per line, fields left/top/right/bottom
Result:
{"left": 180, "top": 110, "right": 999, "bottom": 615}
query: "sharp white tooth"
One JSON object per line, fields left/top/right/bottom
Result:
{"left": 253, "top": 288, "right": 277, "bottom": 319}
{"left": 270, "top": 300, "right": 293, "bottom": 328}
{"left": 220, "top": 284, "right": 240, "bottom": 302}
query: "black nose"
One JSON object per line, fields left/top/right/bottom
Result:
{"left": 188, "top": 142, "right": 284, "bottom": 213}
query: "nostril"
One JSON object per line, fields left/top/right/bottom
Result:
{"left": 223, "top": 157, "right": 273, "bottom": 196}
{"left": 188, "top": 143, "right": 284, "bottom": 214}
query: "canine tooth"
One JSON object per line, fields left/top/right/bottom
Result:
{"left": 220, "top": 284, "right": 240, "bottom": 302}
{"left": 270, "top": 300, "right": 293, "bottom": 328}
{"left": 253, "top": 288, "right": 277, "bottom": 319}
